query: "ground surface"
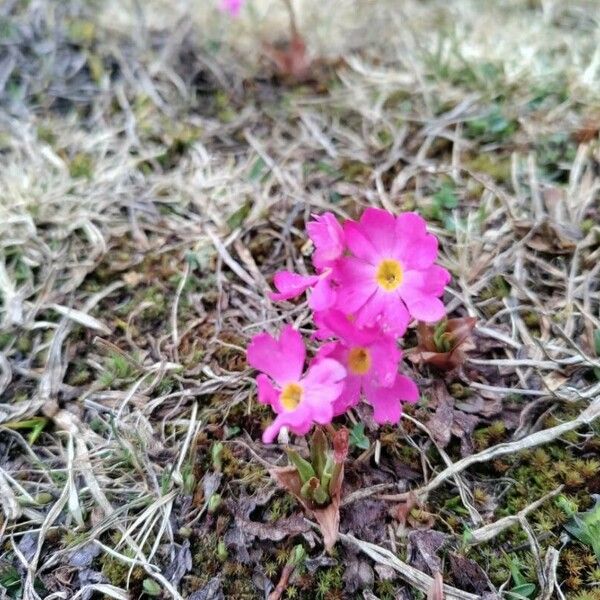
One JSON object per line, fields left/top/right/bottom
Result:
{"left": 1, "top": 0, "right": 600, "bottom": 598}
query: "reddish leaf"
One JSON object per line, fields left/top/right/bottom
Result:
{"left": 388, "top": 491, "right": 418, "bottom": 527}
{"left": 263, "top": 33, "right": 311, "bottom": 81}
{"left": 573, "top": 116, "right": 600, "bottom": 143}
{"left": 409, "top": 317, "right": 477, "bottom": 370}
{"left": 268, "top": 563, "right": 295, "bottom": 600}
{"left": 270, "top": 462, "right": 345, "bottom": 551}
{"left": 330, "top": 427, "right": 349, "bottom": 496}
{"left": 427, "top": 572, "right": 444, "bottom": 600}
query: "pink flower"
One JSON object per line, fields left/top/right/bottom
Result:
{"left": 219, "top": 0, "right": 244, "bottom": 17}
{"left": 247, "top": 325, "right": 346, "bottom": 443}
{"left": 270, "top": 270, "right": 336, "bottom": 311}
{"left": 334, "top": 208, "right": 450, "bottom": 335}
{"left": 306, "top": 212, "right": 345, "bottom": 270}
{"left": 315, "top": 311, "right": 419, "bottom": 423}
{"left": 269, "top": 212, "right": 344, "bottom": 310}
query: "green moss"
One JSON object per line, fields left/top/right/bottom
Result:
{"left": 375, "top": 579, "right": 396, "bottom": 600}
{"left": 315, "top": 564, "right": 343, "bottom": 600}
{"left": 68, "top": 366, "right": 92, "bottom": 386}
{"left": 67, "top": 19, "right": 96, "bottom": 45}
{"left": 99, "top": 352, "right": 138, "bottom": 388}
{"left": 100, "top": 553, "right": 144, "bottom": 588}
{"left": 465, "top": 105, "right": 517, "bottom": 141}
{"left": 69, "top": 153, "right": 94, "bottom": 179}
{"left": 37, "top": 125, "right": 56, "bottom": 145}
{"left": 465, "top": 154, "right": 511, "bottom": 183}
{"left": 16, "top": 334, "right": 32, "bottom": 354}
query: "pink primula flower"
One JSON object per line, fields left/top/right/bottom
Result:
{"left": 335, "top": 208, "right": 450, "bottom": 335}
{"left": 269, "top": 212, "right": 344, "bottom": 310}
{"left": 305, "top": 212, "right": 345, "bottom": 270}
{"left": 247, "top": 325, "right": 346, "bottom": 443}
{"left": 219, "top": 0, "right": 244, "bottom": 17}
{"left": 315, "top": 311, "right": 419, "bottom": 423}
{"left": 270, "top": 270, "right": 336, "bottom": 311}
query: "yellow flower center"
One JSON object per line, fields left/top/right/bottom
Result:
{"left": 280, "top": 383, "right": 303, "bottom": 411}
{"left": 375, "top": 258, "right": 404, "bottom": 291}
{"left": 348, "top": 347, "right": 372, "bottom": 376}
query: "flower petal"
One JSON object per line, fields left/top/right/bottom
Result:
{"left": 393, "top": 373, "right": 420, "bottom": 403}
{"left": 358, "top": 208, "right": 398, "bottom": 255}
{"left": 418, "top": 265, "right": 451, "bottom": 295}
{"left": 363, "top": 379, "right": 401, "bottom": 424}
{"left": 307, "top": 212, "right": 345, "bottom": 270}
{"left": 392, "top": 212, "right": 439, "bottom": 269}
{"left": 308, "top": 274, "right": 336, "bottom": 311}
{"left": 395, "top": 212, "right": 427, "bottom": 242}
{"left": 332, "top": 375, "right": 362, "bottom": 415}
{"left": 256, "top": 374, "right": 279, "bottom": 406}
{"left": 219, "top": 0, "right": 244, "bottom": 17}
{"left": 364, "top": 373, "right": 419, "bottom": 424}
{"left": 317, "top": 310, "right": 377, "bottom": 346}
{"left": 344, "top": 220, "right": 380, "bottom": 264}
{"left": 302, "top": 358, "right": 346, "bottom": 421}
{"left": 335, "top": 257, "right": 378, "bottom": 313}
{"left": 397, "top": 233, "right": 438, "bottom": 270}
{"left": 270, "top": 271, "right": 319, "bottom": 302}
{"left": 246, "top": 325, "right": 305, "bottom": 384}
{"left": 379, "top": 296, "right": 411, "bottom": 336}
{"left": 354, "top": 289, "right": 388, "bottom": 329}
{"left": 302, "top": 358, "right": 346, "bottom": 397}
{"left": 262, "top": 408, "right": 314, "bottom": 443}
{"left": 404, "top": 294, "right": 446, "bottom": 322}
{"left": 367, "top": 337, "right": 401, "bottom": 387}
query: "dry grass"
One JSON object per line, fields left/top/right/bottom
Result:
{"left": 0, "top": 0, "right": 599, "bottom": 598}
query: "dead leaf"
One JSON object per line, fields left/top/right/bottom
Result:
{"left": 189, "top": 576, "right": 224, "bottom": 600}
{"left": 455, "top": 394, "right": 503, "bottom": 418}
{"left": 236, "top": 487, "right": 277, "bottom": 519}
{"left": 427, "top": 390, "right": 454, "bottom": 447}
{"left": 342, "top": 498, "right": 388, "bottom": 543}
{"left": 343, "top": 553, "right": 374, "bottom": 594}
{"left": 514, "top": 217, "right": 582, "bottom": 254}
{"left": 69, "top": 543, "right": 101, "bottom": 568}
{"left": 223, "top": 526, "right": 252, "bottom": 564}
{"left": 235, "top": 514, "right": 309, "bottom": 542}
{"left": 448, "top": 553, "right": 491, "bottom": 595}
{"left": 452, "top": 411, "right": 479, "bottom": 457}
{"left": 305, "top": 555, "right": 338, "bottom": 572}
{"left": 428, "top": 382, "right": 480, "bottom": 457}
{"left": 164, "top": 541, "right": 192, "bottom": 587}
{"left": 312, "top": 499, "right": 342, "bottom": 552}
{"left": 194, "top": 472, "right": 222, "bottom": 508}
{"left": 407, "top": 530, "right": 447, "bottom": 575}
{"left": 374, "top": 564, "right": 397, "bottom": 581}
{"left": 409, "top": 317, "right": 477, "bottom": 370}
{"left": 542, "top": 372, "right": 568, "bottom": 391}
